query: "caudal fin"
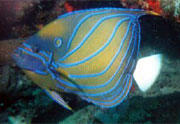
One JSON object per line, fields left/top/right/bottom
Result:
{"left": 133, "top": 54, "right": 162, "bottom": 92}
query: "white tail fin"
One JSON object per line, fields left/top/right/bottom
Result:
{"left": 133, "top": 54, "right": 162, "bottom": 92}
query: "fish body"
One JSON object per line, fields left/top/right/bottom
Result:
{"left": 13, "top": 8, "right": 154, "bottom": 109}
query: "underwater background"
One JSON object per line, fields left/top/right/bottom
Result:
{"left": 0, "top": 0, "right": 180, "bottom": 124}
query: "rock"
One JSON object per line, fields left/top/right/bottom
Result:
{"left": 0, "top": 39, "right": 23, "bottom": 65}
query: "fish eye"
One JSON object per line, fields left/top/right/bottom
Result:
{"left": 54, "top": 38, "right": 62, "bottom": 48}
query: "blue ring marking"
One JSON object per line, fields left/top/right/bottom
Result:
{"left": 58, "top": 17, "right": 130, "bottom": 67}
{"left": 87, "top": 73, "right": 129, "bottom": 102}
{"left": 58, "top": 7, "right": 145, "bottom": 19}
{"left": 67, "top": 18, "right": 133, "bottom": 78}
{"left": 54, "top": 37, "right": 63, "bottom": 48}
{"left": 65, "top": 11, "right": 112, "bottom": 51}
{"left": 55, "top": 26, "right": 137, "bottom": 97}
{"left": 55, "top": 23, "right": 136, "bottom": 90}
{"left": 101, "top": 60, "right": 136, "bottom": 101}
{"left": 101, "top": 70, "right": 133, "bottom": 107}
{"left": 59, "top": 11, "right": 112, "bottom": 61}
{"left": 82, "top": 74, "right": 130, "bottom": 105}
{"left": 99, "top": 25, "right": 137, "bottom": 101}
{"left": 80, "top": 74, "right": 128, "bottom": 102}
{"left": 85, "top": 25, "right": 137, "bottom": 102}
{"left": 79, "top": 27, "right": 137, "bottom": 101}
{"left": 58, "top": 13, "right": 135, "bottom": 62}
{"left": 83, "top": 27, "right": 137, "bottom": 103}
{"left": 97, "top": 75, "right": 133, "bottom": 108}
{"left": 55, "top": 28, "right": 136, "bottom": 97}
{"left": 79, "top": 58, "right": 136, "bottom": 106}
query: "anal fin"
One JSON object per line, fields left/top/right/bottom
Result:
{"left": 45, "top": 89, "right": 72, "bottom": 111}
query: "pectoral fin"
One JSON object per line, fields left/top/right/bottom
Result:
{"left": 45, "top": 89, "right": 72, "bottom": 111}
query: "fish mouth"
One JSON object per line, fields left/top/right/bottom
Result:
{"left": 12, "top": 44, "right": 48, "bottom": 75}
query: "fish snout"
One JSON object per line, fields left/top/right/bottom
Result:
{"left": 12, "top": 46, "right": 47, "bottom": 75}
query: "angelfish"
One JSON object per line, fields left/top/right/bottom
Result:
{"left": 12, "top": 8, "right": 161, "bottom": 110}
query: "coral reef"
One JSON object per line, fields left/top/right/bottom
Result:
{"left": 120, "top": 0, "right": 180, "bottom": 22}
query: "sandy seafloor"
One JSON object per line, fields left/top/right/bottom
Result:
{"left": 0, "top": 1, "right": 180, "bottom": 124}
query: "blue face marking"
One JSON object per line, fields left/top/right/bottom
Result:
{"left": 12, "top": 47, "right": 47, "bottom": 75}
{"left": 13, "top": 42, "right": 60, "bottom": 79}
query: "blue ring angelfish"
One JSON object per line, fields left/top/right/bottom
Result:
{"left": 12, "top": 8, "right": 156, "bottom": 109}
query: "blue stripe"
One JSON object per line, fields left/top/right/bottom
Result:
{"left": 58, "top": 8, "right": 145, "bottom": 19}
{"left": 82, "top": 74, "right": 130, "bottom": 105}
{"left": 83, "top": 27, "right": 137, "bottom": 104}
{"left": 55, "top": 23, "right": 136, "bottom": 89}
{"left": 18, "top": 48, "right": 47, "bottom": 65}
{"left": 137, "top": 21, "right": 141, "bottom": 58}
{"left": 102, "top": 61, "right": 135, "bottom": 101}
{"left": 55, "top": 24, "right": 137, "bottom": 97}
{"left": 85, "top": 73, "right": 129, "bottom": 102}
{"left": 38, "top": 51, "right": 59, "bottom": 69}
{"left": 18, "top": 47, "right": 59, "bottom": 78}
{"left": 68, "top": 18, "right": 133, "bottom": 78}
{"left": 58, "top": 13, "right": 135, "bottom": 63}
{"left": 65, "top": 11, "right": 112, "bottom": 51}
{"left": 23, "top": 42, "right": 52, "bottom": 64}
{"left": 79, "top": 30, "right": 137, "bottom": 104}
{"left": 81, "top": 59, "right": 136, "bottom": 107}
{"left": 104, "top": 74, "right": 129, "bottom": 100}
{"left": 58, "top": 17, "right": 130, "bottom": 67}
{"left": 58, "top": 11, "right": 112, "bottom": 61}
{"left": 103, "top": 25, "right": 138, "bottom": 101}
{"left": 99, "top": 75, "right": 133, "bottom": 108}
{"left": 90, "top": 26, "right": 137, "bottom": 101}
